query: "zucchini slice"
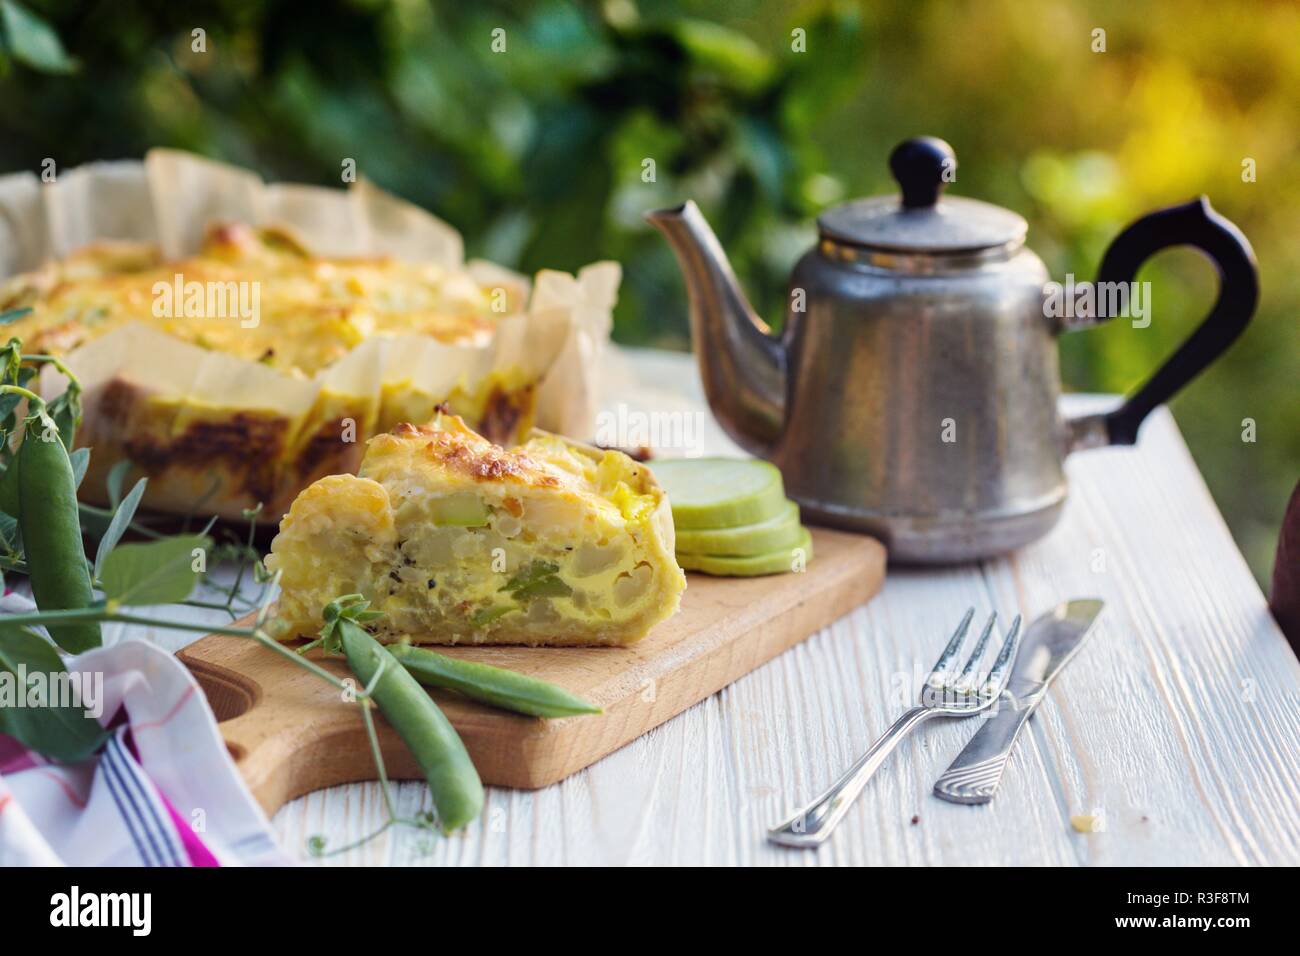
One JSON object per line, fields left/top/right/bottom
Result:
{"left": 675, "top": 499, "right": 801, "bottom": 557}
{"left": 650, "top": 457, "right": 787, "bottom": 530}
{"left": 676, "top": 526, "right": 814, "bottom": 577}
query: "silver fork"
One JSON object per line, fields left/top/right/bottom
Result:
{"left": 768, "top": 608, "right": 1023, "bottom": 849}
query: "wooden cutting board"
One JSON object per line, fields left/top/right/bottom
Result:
{"left": 179, "top": 527, "right": 885, "bottom": 815}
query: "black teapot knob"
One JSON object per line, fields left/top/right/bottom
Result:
{"left": 889, "top": 137, "right": 956, "bottom": 209}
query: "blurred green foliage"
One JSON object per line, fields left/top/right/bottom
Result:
{"left": 0, "top": 0, "right": 1295, "bottom": 584}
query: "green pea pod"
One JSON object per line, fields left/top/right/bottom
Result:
{"left": 18, "top": 412, "right": 100, "bottom": 653}
{"left": 340, "top": 620, "right": 483, "bottom": 832}
{"left": 390, "top": 644, "right": 601, "bottom": 718}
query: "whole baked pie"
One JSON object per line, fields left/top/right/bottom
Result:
{"left": 0, "top": 151, "right": 617, "bottom": 520}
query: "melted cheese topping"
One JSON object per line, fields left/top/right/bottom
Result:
{"left": 0, "top": 224, "right": 524, "bottom": 377}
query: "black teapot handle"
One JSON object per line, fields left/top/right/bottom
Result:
{"left": 1073, "top": 197, "right": 1258, "bottom": 446}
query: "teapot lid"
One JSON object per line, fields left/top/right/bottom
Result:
{"left": 817, "top": 137, "right": 1027, "bottom": 255}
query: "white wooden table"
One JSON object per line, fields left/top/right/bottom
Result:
{"left": 162, "top": 347, "right": 1300, "bottom": 865}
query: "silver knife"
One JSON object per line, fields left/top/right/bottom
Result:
{"left": 933, "top": 599, "right": 1103, "bottom": 805}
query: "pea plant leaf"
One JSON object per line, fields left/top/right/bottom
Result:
{"left": 0, "top": 1, "right": 77, "bottom": 74}
{"left": 93, "top": 476, "right": 146, "bottom": 578}
{"left": 69, "top": 446, "right": 89, "bottom": 490}
{"left": 99, "top": 533, "right": 211, "bottom": 606}
{"left": 0, "top": 624, "right": 107, "bottom": 763}
{"left": 105, "top": 459, "right": 132, "bottom": 509}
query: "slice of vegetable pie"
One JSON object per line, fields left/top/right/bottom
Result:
{"left": 266, "top": 415, "right": 685, "bottom": 646}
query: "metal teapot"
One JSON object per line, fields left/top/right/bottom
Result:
{"left": 647, "top": 136, "right": 1258, "bottom": 562}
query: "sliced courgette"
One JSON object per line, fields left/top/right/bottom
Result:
{"left": 650, "top": 457, "right": 786, "bottom": 530}
{"left": 677, "top": 525, "right": 814, "bottom": 577}
{"left": 675, "top": 499, "right": 801, "bottom": 557}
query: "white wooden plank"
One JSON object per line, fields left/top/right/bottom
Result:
{"left": 265, "top": 349, "right": 1300, "bottom": 866}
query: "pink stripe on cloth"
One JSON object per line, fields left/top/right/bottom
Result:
{"left": 158, "top": 790, "right": 221, "bottom": 867}
{"left": 0, "top": 735, "right": 42, "bottom": 775}
{"left": 123, "top": 728, "right": 220, "bottom": 867}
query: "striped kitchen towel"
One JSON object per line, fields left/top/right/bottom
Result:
{"left": 0, "top": 634, "right": 289, "bottom": 867}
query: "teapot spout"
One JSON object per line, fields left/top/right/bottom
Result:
{"left": 645, "top": 200, "right": 785, "bottom": 457}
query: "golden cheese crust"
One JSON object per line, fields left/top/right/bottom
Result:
{"left": 379, "top": 420, "right": 566, "bottom": 487}
{"left": 0, "top": 223, "right": 523, "bottom": 377}
{"left": 266, "top": 415, "right": 685, "bottom": 647}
